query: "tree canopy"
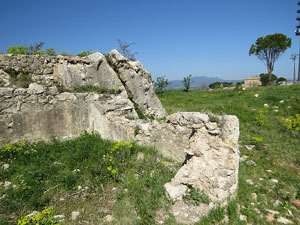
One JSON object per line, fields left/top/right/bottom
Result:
{"left": 249, "top": 33, "right": 291, "bottom": 85}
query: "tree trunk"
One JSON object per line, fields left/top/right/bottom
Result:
{"left": 267, "top": 66, "right": 273, "bottom": 85}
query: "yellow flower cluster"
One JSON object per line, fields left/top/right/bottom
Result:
{"left": 280, "top": 114, "right": 300, "bottom": 131}
{"left": 18, "top": 207, "right": 61, "bottom": 225}
{"left": 103, "top": 139, "right": 135, "bottom": 177}
{"left": 251, "top": 137, "right": 263, "bottom": 142}
{"left": 255, "top": 109, "right": 268, "bottom": 126}
{"left": 162, "top": 161, "right": 169, "bottom": 167}
{"left": 1, "top": 141, "right": 25, "bottom": 153}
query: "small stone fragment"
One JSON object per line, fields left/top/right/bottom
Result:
{"left": 266, "top": 169, "right": 272, "bottom": 173}
{"left": 103, "top": 215, "right": 114, "bottom": 222}
{"left": 4, "top": 181, "right": 12, "bottom": 189}
{"left": 246, "top": 179, "right": 254, "bottom": 185}
{"left": 254, "top": 94, "right": 259, "bottom": 98}
{"left": 136, "top": 152, "right": 144, "bottom": 160}
{"left": 240, "top": 155, "right": 249, "bottom": 162}
{"left": 54, "top": 215, "right": 65, "bottom": 222}
{"left": 245, "top": 145, "right": 255, "bottom": 150}
{"left": 239, "top": 214, "right": 247, "bottom": 221}
{"left": 277, "top": 217, "right": 293, "bottom": 224}
{"left": 274, "top": 199, "right": 282, "bottom": 206}
{"left": 264, "top": 104, "right": 269, "bottom": 107}
{"left": 270, "top": 179, "right": 278, "bottom": 183}
{"left": 266, "top": 209, "right": 280, "bottom": 215}
{"left": 71, "top": 211, "right": 80, "bottom": 220}
{"left": 246, "top": 160, "right": 256, "bottom": 166}
{"left": 2, "top": 164, "right": 9, "bottom": 170}
{"left": 251, "top": 193, "right": 257, "bottom": 201}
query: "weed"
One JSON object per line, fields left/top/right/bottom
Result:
{"left": 184, "top": 186, "right": 210, "bottom": 205}
{"left": 0, "top": 79, "right": 5, "bottom": 87}
{"left": 4, "top": 68, "right": 32, "bottom": 88}
{"left": 17, "top": 206, "right": 62, "bottom": 225}
{"left": 74, "top": 85, "right": 119, "bottom": 95}
{"left": 134, "top": 126, "right": 140, "bottom": 136}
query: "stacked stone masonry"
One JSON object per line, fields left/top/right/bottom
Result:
{"left": 0, "top": 51, "right": 239, "bottom": 224}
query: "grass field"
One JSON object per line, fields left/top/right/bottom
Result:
{"left": 0, "top": 84, "right": 300, "bottom": 224}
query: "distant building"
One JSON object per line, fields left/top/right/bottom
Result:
{"left": 243, "top": 76, "right": 262, "bottom": 88}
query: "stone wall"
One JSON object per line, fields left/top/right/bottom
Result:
{"left": 0, "top": 51, "right": 239, "bottom": 224}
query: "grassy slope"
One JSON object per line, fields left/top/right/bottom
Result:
{"left": 0, "top": 133, "right": 179, "bottom": 225}
{"left": 159, "top": 85, "right": 300, "bottom": 224}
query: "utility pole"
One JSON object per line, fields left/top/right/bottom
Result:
{"left": 296, "top": 1, "right": 300, "bottom": 83}
{"left": 291, "top": 54, "right": 299, "bottom": 84}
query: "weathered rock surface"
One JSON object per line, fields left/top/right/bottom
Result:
{"left": 0, "top": 52, "right": 240, "bottom": 224}
{"left": 109, "top": 49, "right": 167, "bottom": 118}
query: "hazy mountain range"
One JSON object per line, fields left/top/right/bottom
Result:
{"left": 165, "top": 76, "right": 242, "bottom": 90}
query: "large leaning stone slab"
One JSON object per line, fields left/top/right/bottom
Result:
{"left": 109, "top": 49, "right": 167, "bottom": 118}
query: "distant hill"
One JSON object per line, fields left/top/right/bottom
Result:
{"left": 165, "top": 76, "right": 242, "bottom": 90}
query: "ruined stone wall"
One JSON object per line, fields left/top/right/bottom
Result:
{"left": 0, "top": 51, "right": 239, "bottom": 224}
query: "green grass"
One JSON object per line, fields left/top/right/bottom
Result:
{"left": 159, "top": 84, "right": 300, "bottom": 224}
{"left": 0, "top": 133, "right": 179, "bottom": 225}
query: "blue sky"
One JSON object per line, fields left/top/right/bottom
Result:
{"left": 0, "top": 0, "right": 298, "bottom": 81}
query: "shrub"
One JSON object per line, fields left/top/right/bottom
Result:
{"left": 276, "top": 77, "right": 287, "bottom": 85}
{"left": 7, "top": 45, "right": 29, "bottom": 55}
{"left": 77, "top": 50, "right": 91, "bottom": 57}
{"left": 280, "top": 114, "right": 300, "bottom": 132}
{"left": 6, "top": 42, "right": 56, "bottom": 56}
{"left": 46, "top": 48, "right": 57, "bottom": 56}
{"left": 17, "top": 206, "right": 62, "bottom": 225}
{"left": 183, "top": 74, "right": 192, "bottom": 92}
{"left": 154, "top": 76, "right": 170, "bottom": 94}
{"left": 259, "top": 73, "right": 278, "bottom": 86}
{"left": 209, "top": 82, "right": 233, "bottom": 89}
{"left": 116, "top": 39, "right": 138, "bottom": 61}
{"left": 4, "top": 68, "right": 32, "bottom": 88}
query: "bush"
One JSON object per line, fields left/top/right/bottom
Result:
{"left": 7, "top": 45, "right": 29, "bottom": 55}
{"left": 4, "top": 68, "right": 32, "bottom": 88}
{"left": 259, "top": 73, "right": 278, "bottom": 86}
{"left": 45, "top": 48, "right": 57, "bottom": 56}
{"left": 154, "top": 76, "right": 170, "bottom": 94}
{"left": 276, "top": 77, "right": 287, "bottom": 85}
{"left": 6, "top": 42, "right": 56, "bottom": 56}
{"left": 117, "top": 38, "right": 138, "bottom": 61}
{"left": 209, "top": 82, "right": 233, "bottom": 89}
{"left": 77, "top": 50, "right": 91, "bottom": 57}
{"left": 183, "top": 74, "right": 192, "bottom": 92}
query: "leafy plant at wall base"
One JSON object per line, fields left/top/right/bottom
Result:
{"left": 184, "top": 187, "right": 210, "bottom": 205}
